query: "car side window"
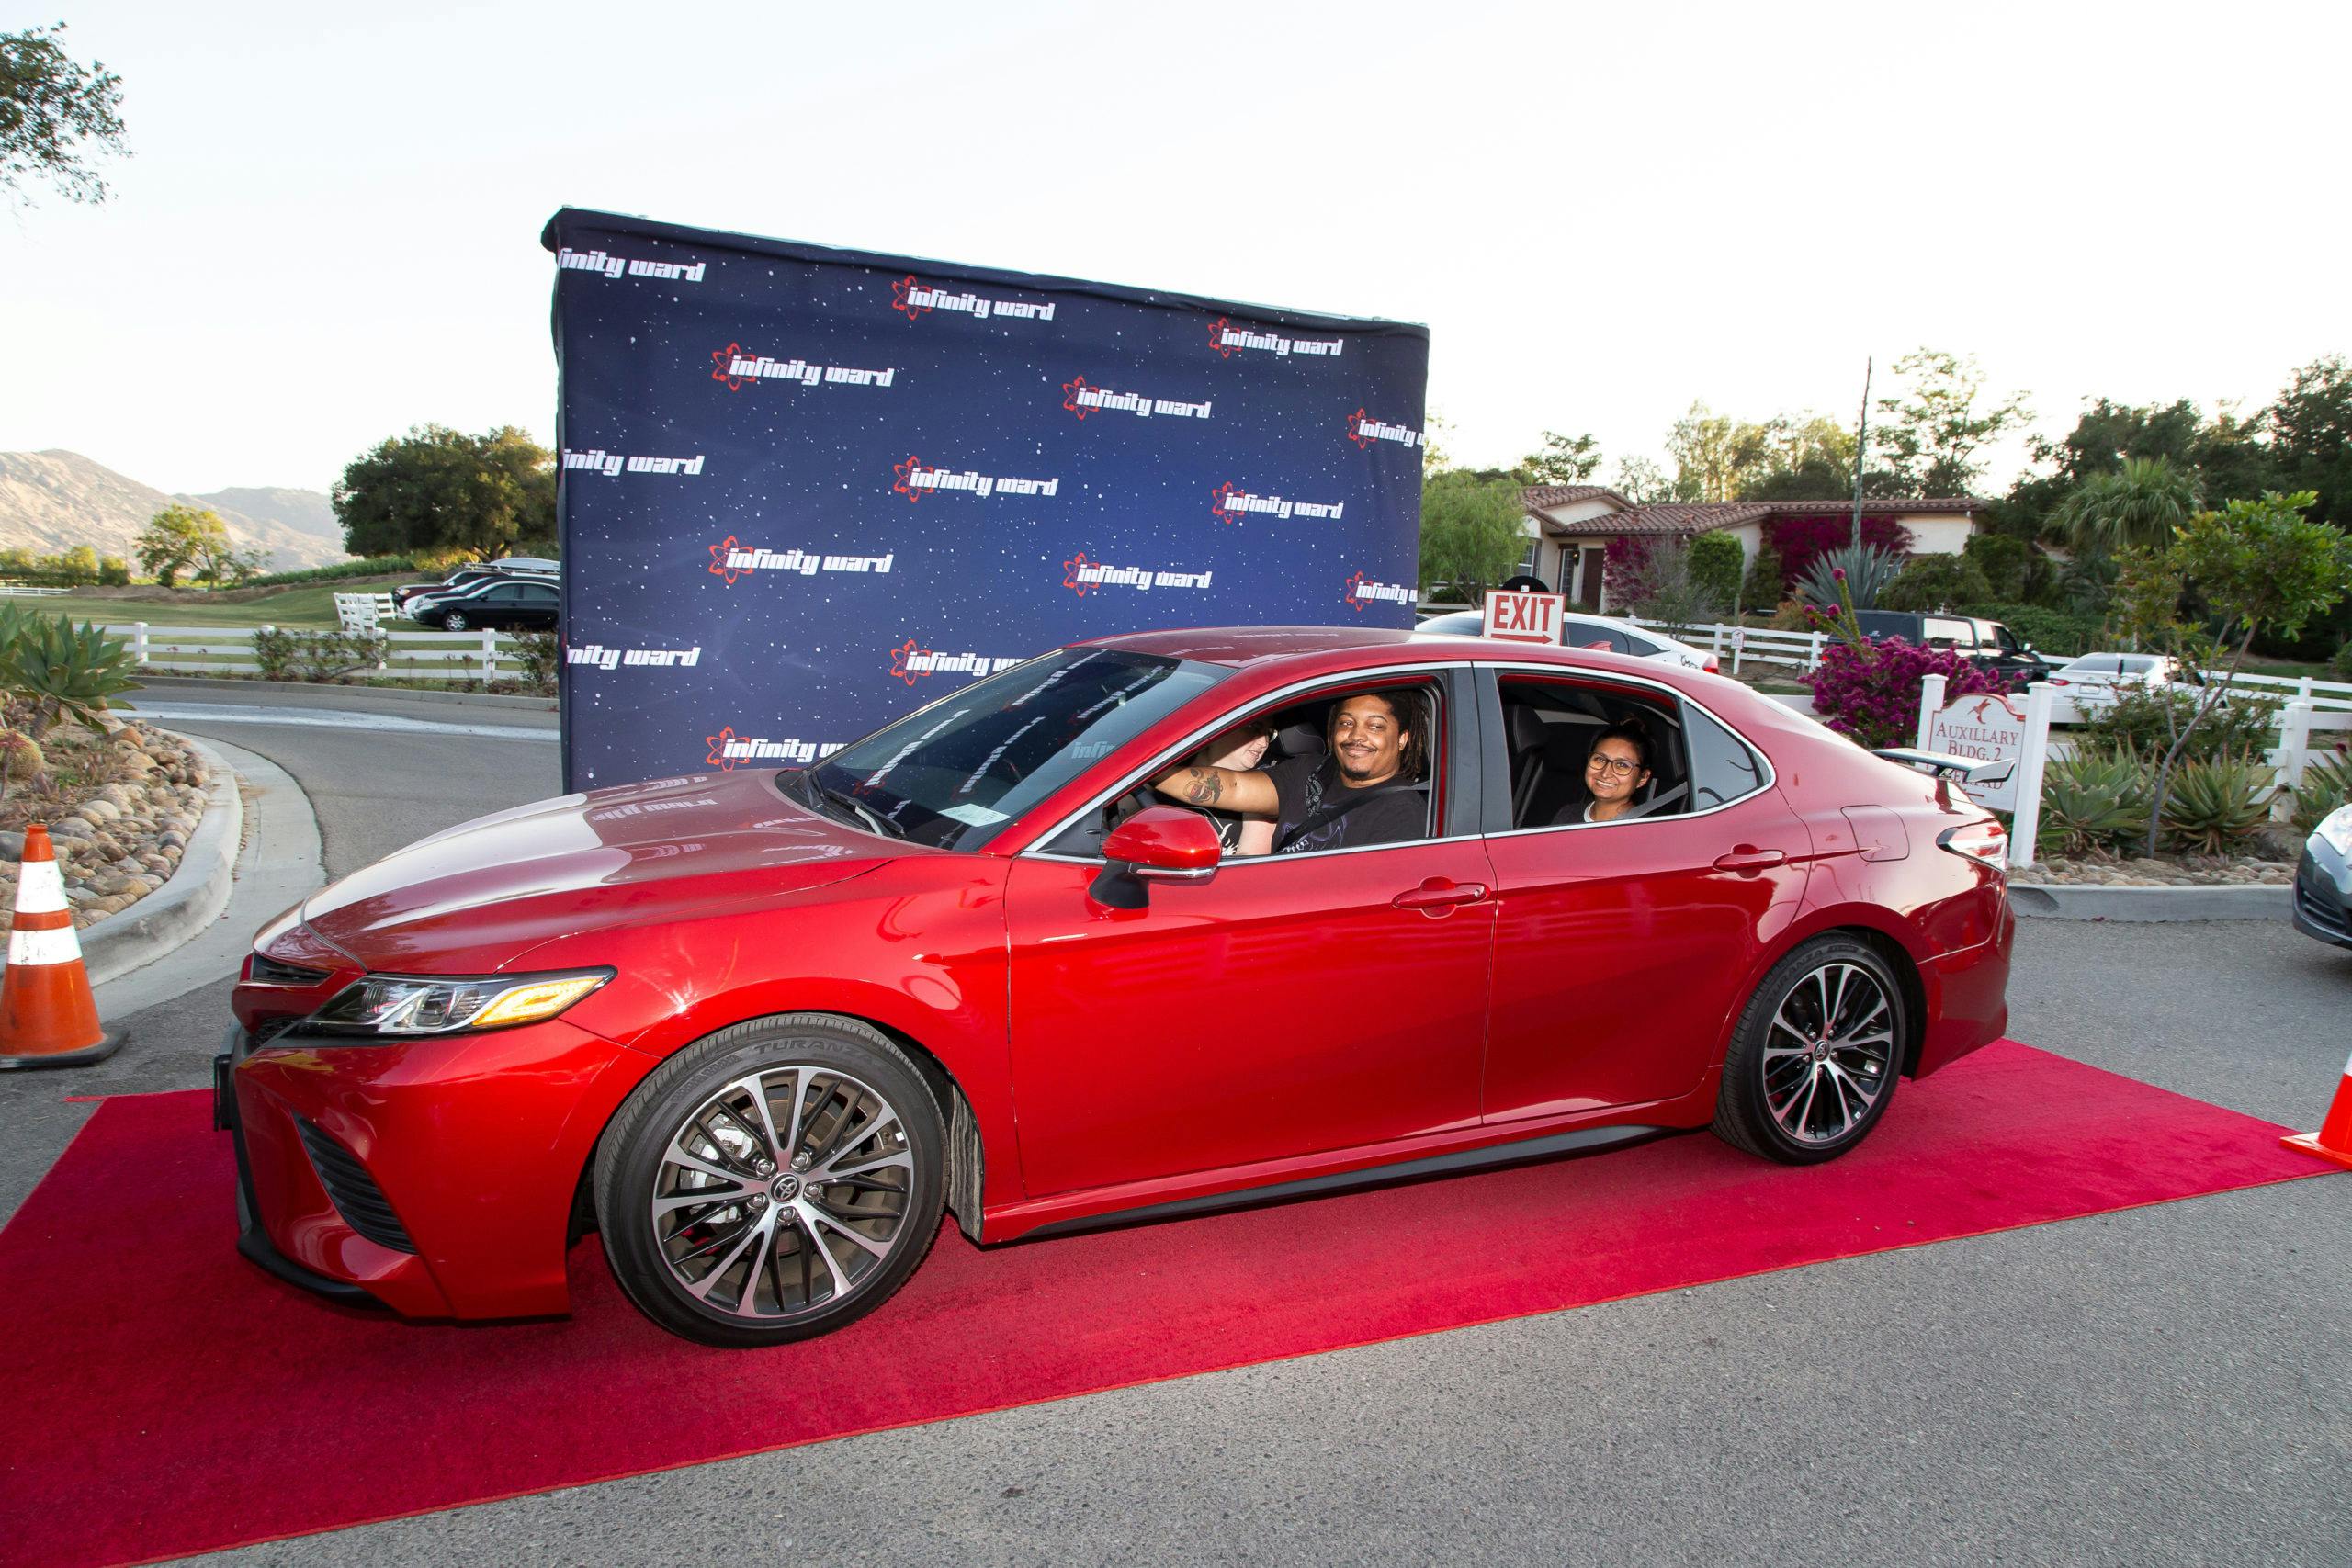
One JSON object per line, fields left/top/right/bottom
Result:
{"left": 1623, "top": 635, "right": 1661, "bottom": 656}
{"left": 1684, "top": 705, "right": 1768, "bottom": 810}
{"left": 1562, "top": 621, "right": 1629, "bottom": 653}
{"left": 1925, "top": 617, "right": 1973, "bottom": 649}
{"left": 1496, "top": 676, "right": 1689, "bottom": 829}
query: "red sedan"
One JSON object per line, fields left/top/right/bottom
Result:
{"left": 220, "top": 626, "right": 2013, "bottom": 1347}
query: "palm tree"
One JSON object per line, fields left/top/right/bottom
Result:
{"left": 2049, "top": 457, "right": 2199, "bottom": 556}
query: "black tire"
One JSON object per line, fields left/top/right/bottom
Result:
{"left": 594, "top": 1013, "right": 945, "bottom": 1348}
{"left": 1712, "top": 936, "right": 1906, "bottom": 1165}
{"left": 443, "top": 610, "right": 469, "bottom": 631}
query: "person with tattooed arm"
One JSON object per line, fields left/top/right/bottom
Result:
{"left": 1153, "top": 689, "right": 1428, "bottom": 856}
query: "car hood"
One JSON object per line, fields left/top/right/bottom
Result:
{"left": 291, "top": 770, "right": 924, "bottom": 973}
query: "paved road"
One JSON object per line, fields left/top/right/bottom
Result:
{"left": 6, "top": 683, "right": 2347, "bottom": 1567}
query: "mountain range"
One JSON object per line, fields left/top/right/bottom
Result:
{"left": 0, "top": 450, "right": 348, "bottom": 573}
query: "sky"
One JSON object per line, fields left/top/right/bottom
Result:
{"left": 4, "top": 0, "right": 2347, "bottom": 500}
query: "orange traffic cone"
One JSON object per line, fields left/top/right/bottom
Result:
{"left": 2282, "top": 1050, "right": 2352, "bottom": 1171}
{"left": 0, "top": 824, "right": 123, "bottom": 1070}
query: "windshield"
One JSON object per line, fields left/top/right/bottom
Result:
{"left": 808, "top": 649, "right": 1225, "bottom": 850}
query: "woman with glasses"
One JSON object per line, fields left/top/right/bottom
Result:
{"left": 1581, "top": 717, "right": 1654, "bottom": 822}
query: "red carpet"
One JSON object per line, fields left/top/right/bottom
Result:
{"left": 0, "top": 1040, "right": 2332, "bottom": 1566}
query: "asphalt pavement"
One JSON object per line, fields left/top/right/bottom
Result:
{"left": 4, "top": 682, "right": 2346, "bottom": 1567}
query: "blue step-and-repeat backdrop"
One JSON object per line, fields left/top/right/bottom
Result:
{"left": 541, "top": 208, "right": 1430, "bottom": 792}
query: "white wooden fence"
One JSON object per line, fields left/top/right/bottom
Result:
{"left": 1913, "top": 672, "right": 2352, "bottom": 866}
{"left": 0, "top": 584, "right": 70, "bottom": 597}
{"left": 110, "top": 621, "right": 530, "bottom": 683}
{"left": 1625, "top": 617, "right": 1829, "bottom": 673}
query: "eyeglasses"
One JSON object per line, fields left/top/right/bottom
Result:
{"left": 1587, "top": 754, "right": 1641, "bottom": 779}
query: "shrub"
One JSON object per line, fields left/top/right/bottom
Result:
{"left": 252, "top": 627, "right": 389, "bottom": 682}
{"left": 2290, "top": 745, "right": 2352, "bottom": 838}
{"left": 1795, "top": 545, "right": 1902, "bottom": 611}
{"left": 2330, "top": 641, "right": 2352, "bottom": 682}
{"left": 0, "top": 615, "right": 137, "bottom": 739}
{"left": 1739, "top": 542, "right": 1783, "bottom": 614}
{"left": 241, "top": 556, "right": 419, "bottom": 589}
{"left": 2159, "top": 757, "right": 2273, "bottom": 854}
{"left": 1962, "top": 534, "right": 2034, "bottom": 602}
{"left": 97, "top": 555, "right": 130, "bottom": 586}
{"left": 2036, "top": 745, "right": 2151, "bottom": 857}
{"left": 1808, "top": 637, "right": 2009, "bottom": 750}
{"left": 1766, "top": 513, "right": 1914, "bottom": 592}
{"left": 1688, "top": 532, "right": 1744, "bottom": 611}
{"left": 2085, "top": 686, "right": 2279, "bottom": 767}
{"left": 1883, "top": 553, "right": 1993, "bottom": 613}
{"left": 1957, "top": 603, "right": 2104, "bottom": 659}
{"left": 512, "top": 631, "right": 560, "bottom": 694}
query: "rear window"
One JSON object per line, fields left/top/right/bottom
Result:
{"left": 1562, "top": 621, "right": 1629, "bottom": 653}
{"left": 1685, "top": 705, "right": 1767, "bottom": 810}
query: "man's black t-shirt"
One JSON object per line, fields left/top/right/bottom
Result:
{"left": 1267, "top": 754, "right": 1427, "bottom": 855}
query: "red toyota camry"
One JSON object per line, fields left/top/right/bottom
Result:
{"left": 219, "top": 626, "right": 2013, "bottom": 1347}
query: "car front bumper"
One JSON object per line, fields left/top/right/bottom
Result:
{"left": 215, "top": 1016, "right": 650, "bottom": 1319}
{"left": 2291, "top": 839, "right": 2352, "bottom": 950}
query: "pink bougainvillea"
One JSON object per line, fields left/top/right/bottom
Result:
{"left": 1807, "top": 636, "right": 2010, "bottom": 750}
{"left": 1768, "top": 513, "right": 1915, "bottom": 592}
{"left": 1601, "top": 536, "right": 1655, "bottom": 604}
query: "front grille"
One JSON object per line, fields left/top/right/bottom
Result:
{"left": 250, "top": 953, "right": 329, "bottom": 987}
{"left": 249, "top": 1014, "right": 305, "bottom": 1048}
{"left": 2296, "top": 877, "right": 2348, "bottom": 940}
{"left": 294, "top": 1118, "right": 417, "bottom": 1253}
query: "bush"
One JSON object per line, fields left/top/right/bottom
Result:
{"left": 2330, "top": 641, "right": 2352, "bottom": 682}
{"left": 1687, "top": 532, "right": 1743, "bottom": 611}
{"left": 1808, "top": 637, "right": 2009, "bottom": 750}
{"left": 2036, "top": 745, "right": 2152, "bottom": 857}
{"left": 1883, "top": 553, "right": 1993, "bottom": 613}
{"left": 1795, "top": 545, "right": 1902, "bottom": 611}
{"left": 1962, "top": 534, "right": 2034, "bottom": 602}
{"left": 0, "top": 614, "right": 137, "bottom": 739}
{"left": 513, "top": 631, "right": 560, "bottom": 694}
{"left": 1957, "top": 603, "right": 2104, "bottom": 659}
{"left": 1766, "top": 513, "right": 1914, "bottom": 592}
{"left": 1739, "top": 542, "right": 1783, "bottom": 613}
{"left": 2290, "top": 745, "right": 2352, "bottom": 838}
{"left": 242, "top": 556, "right": 419, "bottom": 590}
{"left": 251, "top": 627, "right": 390, "bottom": 682}
{"left": 97, "top": 555, "right": 130, "bottom": 586}
{"left": 2159, "top": 757, "right": 2273, "bottom": 854}
{"left": 2085, "top": 686, "right": 2280, "bottom": 767}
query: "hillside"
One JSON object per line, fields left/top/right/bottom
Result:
{"left": 0, "top": 450, "right": 348, "bottom": 572}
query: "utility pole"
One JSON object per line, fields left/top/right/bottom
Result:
{"left": 1851, "top": 357, "right": 1872, "bottom": 549}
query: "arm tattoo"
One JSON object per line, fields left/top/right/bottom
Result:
{"left": 1180, "top": 766, "right": 1224, "bottom": 806}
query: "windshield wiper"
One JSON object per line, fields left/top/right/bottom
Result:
{"left": 819, "top": 784, "right": 905, "bottom": 839}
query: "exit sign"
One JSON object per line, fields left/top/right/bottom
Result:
{"left": 1481, "top": 591, "right": 1566, "bottom": 644}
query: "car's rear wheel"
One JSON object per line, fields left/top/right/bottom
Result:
{"left": 443, "top": 610, "right": 470, "bottom": 631}
{"left": 1712, "top": 937, "right": 1905, "bottom": 1165}
{"left": 594, "top": 1014, "right": 945, "bottom": 1347}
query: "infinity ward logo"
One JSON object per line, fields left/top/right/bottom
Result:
{"left": 1061, "top": 375, "right": 1213, "bottom": 422}
{"left": 704, "top": 728, "right": 832, "bottom": 769}
{"left": 1210, "top": 482, "right": 1346, "bottom": 525}
{"left": 1062, "top": 553, "right": 1215, "bottom": 597}
{"left": 890, "top": 455, "right": 1061, "bottom": 502}
{"left": 1343, "top": 409, "right": 1425, "bottom": 450}
{"left": 1342, "top": 570, "right": 1416, "bottom": 612}
{"left": 564, "top": 448, "right": 706, "bottom": 477}
{"left": 1205, "top": 315, "right": 1344, "bottom": 359}
{"left": 556, "top": 248, "right": 707, "bottom": 283}
{"left": 707, "top": 536, "right": 895, "bottom": 585}
{"left": 888, "top": 640, "right": 1023, "bottom": 685}
{"left": 565, "top": 644, "right": 703, "bottom": 670}
{"left": 710, "top": 344, "right": 898, "bottom": 392}
{"left": 890, "top": 275, "right": 1058, "bottom": 324}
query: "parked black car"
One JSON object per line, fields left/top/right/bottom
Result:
{"left": 1853, "top": 611, "right": 2052, "bottom": 685}
{"left": 2291, "top": 806, "right": 2352, "bottom": 950}
{"left": 390, "top": 558, "right": 560, "bottom": 609}
{"left": 406, "top": 575, "right": 560, "bottom": 632}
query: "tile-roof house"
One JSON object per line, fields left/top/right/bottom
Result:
{"left": 1520, "top": 488, "right": 1986, "bottom": 613}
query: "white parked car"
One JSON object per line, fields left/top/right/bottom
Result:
{"left": 2046, "top": 652, "right": 2199, "bottom": 699}
{"left": 1413, "top": 609, "right": 1720, "bottom": 674}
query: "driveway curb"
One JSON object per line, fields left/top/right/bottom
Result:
{"left": 2008, "top": 881, "right": 2290, "bottom": 922}
{"left": 128, "top": 675, "right": 556, "bottom": 713}
{"left": 81, "top": 736, "right": 243, "bottom": 987}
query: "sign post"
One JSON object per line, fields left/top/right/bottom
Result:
{"left": 1481, "top": 590, "right": 1566, "bottom": 645}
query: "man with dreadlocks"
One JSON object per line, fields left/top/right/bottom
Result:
{"left": 1155, "top": 687, "right": 1430, "bottom": 856}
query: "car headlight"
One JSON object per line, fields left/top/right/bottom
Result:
{"left": 307, "top": 968, "right": 614, "bottom": 1037}
{"left": 2320, "top": 805, "right": 2352, "bottom": 858}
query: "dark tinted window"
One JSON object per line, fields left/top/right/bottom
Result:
{"left": 1685, "top": 705, "right": 1766, "bottom": 810}
{"left": 1561, "top": 620, "right": 1629, "bottom": 653}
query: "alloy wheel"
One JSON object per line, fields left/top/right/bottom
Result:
{"left": 1759, "top": 961, "right": 1895, "bottom": 1147}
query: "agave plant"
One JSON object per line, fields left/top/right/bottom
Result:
{"left": 1, "top": 616, "right": 139, "bottom": 739}
{"left": 2158, "top": 757, "right": 2274, "bottom": 856}
{"left": 2290, "top": 748, "right": 2352, "bottom": 839}
{"left": 1795, "top": 544, "right": 1902, "bottom": 612}
{"left": 2036, "top": 745, "right": 2152, "bottom": 858}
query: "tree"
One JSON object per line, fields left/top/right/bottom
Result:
{"left": 1687, "top": 531, "right": 1744, "bottom": 611}
{"left": 1611, "top": 455, "right": 1679, "bottom": 504}
{"left": 1620, "top": 539, "right": 1723, "bottom": 634}
{"left": 1665, "top": 402, "right": 1748, "bottom": 502}
{"left": 1417, "top": 472, "right": 1525, "bottom": 603}
{"left": 2267, "top": 355, "right": 2352, "bottom": 530}
{"left": 334, "top": 424, "right": 557, "bottom": 558}
{"left": 2048, "top": 456, "right": 2199, "bottom": 556}
{"left": 135, "top": 504, "right": 231, "bottom": 588}
{"left": 1520, "top": 430, "right": 1602, "bottom": 485}
{"left": 2111, "top": 491, "right": 2352, "bottom": 854}
{"left": 1883, "top": 552, "right": 1992, "bottom": 613}
{"left": 1873, "top": 349, "right": 2030, "bottom": 496}
{"left": 0, "top": 22, "right": 128, "bottom": 208}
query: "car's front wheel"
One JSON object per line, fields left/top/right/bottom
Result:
{"left": 594, "top": 1014, "right": 946, "bottom": 1347}
{"left": 443, "top": 610, "right": 470, "bottom": 631}
{"left": 1712, "top": 937, "right": 1906, "bottom": 1164}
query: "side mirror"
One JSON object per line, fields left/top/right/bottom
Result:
{"left": 1092, "top": 807, "right": 1223, "bottom": 908}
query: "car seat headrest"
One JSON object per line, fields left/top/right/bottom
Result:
{"left": 1275, "top": 719, "right": 1326, "bottom": 759}
{"left": 1507, "top": 704, "right": 1547, "bottom": 754}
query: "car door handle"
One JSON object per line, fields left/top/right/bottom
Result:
{"left": 1392, "top": 879, "right": 1488, "bottom": 910}
{"left": 1713, "top": 848, "right": 1786, "bottom": 872}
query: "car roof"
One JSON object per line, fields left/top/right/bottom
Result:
{"left": 1072, "top": 623, "right": 1694, "bottom": 678}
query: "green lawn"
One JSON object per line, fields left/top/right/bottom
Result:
{"left": 32, "top": 586, "right": 351, "bottom": 629}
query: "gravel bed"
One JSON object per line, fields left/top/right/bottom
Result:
{"left": 0, "top": 723, "right": 211, "bottom": 929}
